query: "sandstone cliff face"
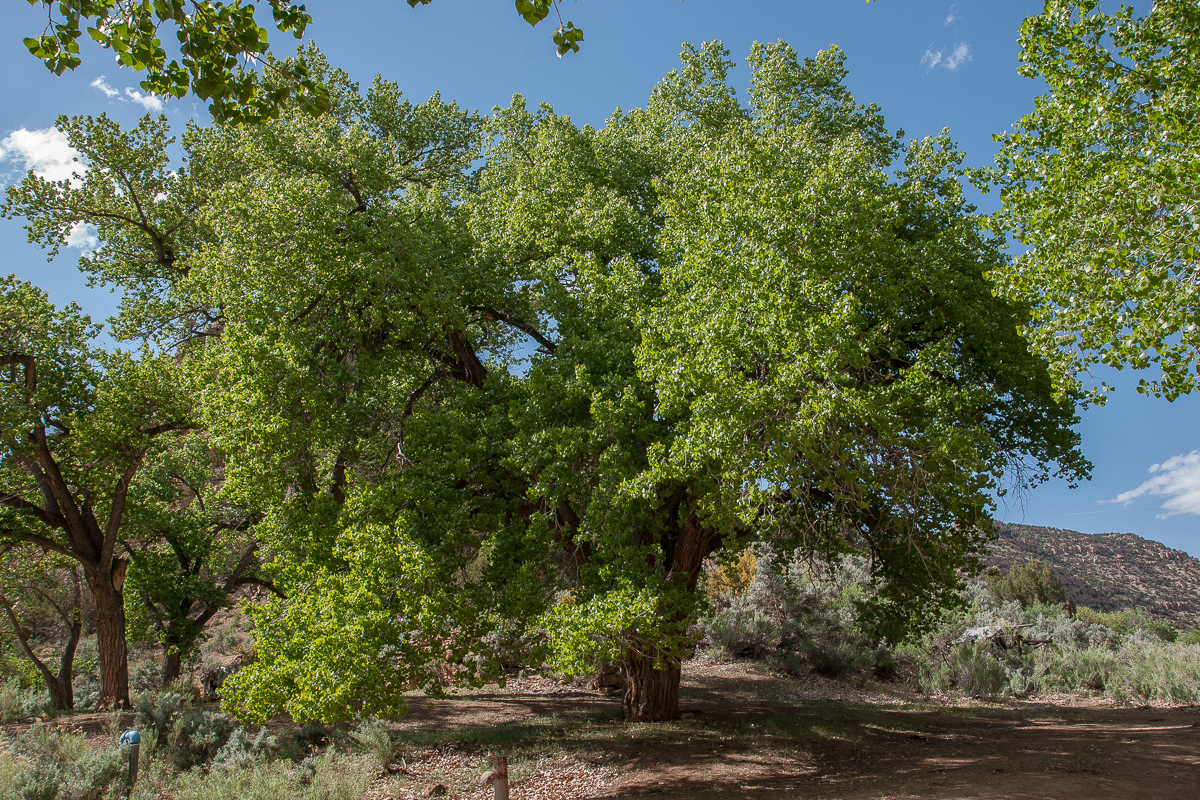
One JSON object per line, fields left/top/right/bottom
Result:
{"left": 987, "top": 523, "right": 1200, "bottom": 627}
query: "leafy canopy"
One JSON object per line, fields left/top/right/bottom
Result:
{"left": 992, "top": 0, "right": 1200, "bottom": 400}
{"left": 4, "top": 39, "right": 1085, "bottom": 723}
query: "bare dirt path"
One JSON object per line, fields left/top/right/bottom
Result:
{"left": 382, "top": 657, "right": 1200, "bottom": 800}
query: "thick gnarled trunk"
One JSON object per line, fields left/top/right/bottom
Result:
{"left": 621, "top": 648, "right": 682, "bottom": 722}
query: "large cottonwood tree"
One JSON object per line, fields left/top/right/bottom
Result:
{"left": 6, "top": 42, "right": 1086, "bottom": 723}
{"left": 0, "top": 278, "right": 191, "bottom": 708}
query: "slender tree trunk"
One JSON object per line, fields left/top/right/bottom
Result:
{"left": 161, "top": 633, "right": 183, "bottom": 687}
{"left": 86, "top": 566, "right": 130, "bottom": 709}
{"left": 621, "top": 647, "right": 681, "bottom": 722}
{"left": 47, "top": 614, "right": 82, "bottom": 710}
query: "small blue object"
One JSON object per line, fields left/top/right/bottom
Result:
{"left": 119, "top": 730, "right": 140, "bottom": 745}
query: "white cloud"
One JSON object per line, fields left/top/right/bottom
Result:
{"left": 946, "top": 43, "right": 972, "bottom": 71}
{"left": 91, "top": 76, "right": 119, "bottom": 98}
{"left": 945, "top": 6, "right": 957, "bottom": 26}
{"left": 922, "top": 42, "right": 971, "bottom": 73}
{"left": 65, "top": 222, "right": 99, "bottom": 251}
{"left": 1111, "top": 451, "right": 1200, "bottom": 517}
{"left": 124, "top": 88, "right": 165, "bottom": 112}
{"left": 91, "top": 75, "right": 166, "bottom": 112}
{"left": 0, "top": 127, "right": 84, "bottom": 183}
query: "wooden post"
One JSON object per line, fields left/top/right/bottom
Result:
{"left": 491, "top": 754, "right": 508, "bottom": 800}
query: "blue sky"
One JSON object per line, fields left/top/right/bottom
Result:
{"left": 3, "top": 0, "right": 1198, "bottom": 554}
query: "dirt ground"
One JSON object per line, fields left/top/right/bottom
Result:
{"left": 378, "top": 655, "right": 1200, "bottom": 800}
{"left": 7, "top": 656, "right": 1200, "bottom": 799}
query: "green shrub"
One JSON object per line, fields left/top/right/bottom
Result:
{"left": 986, "top": 560, "right": 1071, "bottom": 610}
{"left": 1178, "top": 628, "right": 1200, "bottom": 646}
{"left": 170, "top": 752, "right": 369, "bottom": 800}
{"left": 948, "top": 642, "right": 1008, "bottom": 696}
{"left": 133, "top": 690, "right": 189, "bottom": 748}
{"left": 171, "top": 709, "right": 237, "bottom": 770}
{"left": 0, "top": 677, "right": 51, "bottom": 722}
{"left": 706, "top": 596, "right": 779, "bottom": 658}
{"left": 10, "top": 725, "right": 127, "bottom": 800}
{"left": 212, "top": 727, "right": 277, "bottom": 771}
{"left": 346, "top": 717, "right": 396, "bottom": 774}
{"left": 294, "top": 723, "right": 327, "bottom": 749}
{"left": 871, "top": 643, "right": 897, "bottom": 681}
{"left": 802, "top": 633, "right": 871, "bottom": 678}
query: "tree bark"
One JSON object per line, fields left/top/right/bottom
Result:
{"left": 161, "top": 633, "right": 182, "bottom": 687}
{"left": 86, "top": 565, "right": 131, "bottom": 709}
{"left": 621, "top": 647, "right": 681, "bottom": 722}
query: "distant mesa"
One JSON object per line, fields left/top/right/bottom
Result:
{"left": 988, "top": 522, "right": 1200, "bottom": 627}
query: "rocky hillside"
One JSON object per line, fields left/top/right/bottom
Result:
{"left": 987, "top": 523, "right": 1200, "bottom": 627}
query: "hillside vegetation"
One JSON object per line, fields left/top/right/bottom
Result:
{"left": 989, "top": 523, "right": 1200, "bottom": 626}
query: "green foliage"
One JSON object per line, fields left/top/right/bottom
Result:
{"left": 9, "top": 725, "right": 127, "bottom": 800}
{"left": 992, "top": 0, "right": 1200, "bottom": 399}
{"left": 1178, "top": 627, "right": 1200, "bottom": 646}
{"left": 706, "top": 596, "right": 779, "bottom": 659}
{"left": 134, "top": 688, "right": 190, "bottom": 748}
{"left": 346, "top": 717, "right": 397, "bottom": 775}
{"left": 985, "top": 559, "right": 1070, "bottom": 610}
{"left": 170, "top": 709, "right": 238, "bottom": 771}
{"left": 24, "top": 0, "right": 327, "bottom": 122}
{"left": 5, "top": 39, "right": 1086, "bottom": 721}
{"left": 166, "top": 752, "right": 368, "bottom": 800}
{"left": 211, "top": 726, "right": 278, "bottom": 771}
{"left": 1075, "top": 607, "right": 1178, "bottom": 642}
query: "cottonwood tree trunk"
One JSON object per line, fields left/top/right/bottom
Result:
{"left": 86, "top": 563, "right": 131, "bottom": 709}
{"left": 618, "top": 498, "right": 717, "bottom": 722}
{"left": 621, "top": 647, "right": 682, "bottom": 722}
{"left": 45, "top": 618, "right": 80, "bottom": 710}
{"left": 161, "top": 636, "right": 183, "bottom": 687}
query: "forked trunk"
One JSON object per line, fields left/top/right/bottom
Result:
{"left": 46, "top": 612, "right": 82, "bottom": 710}
{"left": 46, "top": 673, "right": 73, "bottom": 711}
{"left": 86, "top": 566, "right": 130, "bottom": 709}
{"left": 621, "top": 648, "right": 681, "bottom": 722}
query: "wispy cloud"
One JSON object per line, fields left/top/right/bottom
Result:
{"left": 922, "top": 42, "right": 972, "bottom": 73}
{"left": 91, "top": 76, "right": 119, "bottom": 98}
{"left": 944, "top": 5, "right": 957, "bottom": 26}
{"left": 91, "top": 75, "right": 166, "bottom": 112}
{"left": 0, "top": 127, "right": 83, "bottom": 183}
{"left": 1110, "top": 451, "right": 1200, "bottom": 518}
{"left": 946, "top": 42, "right": 972, "bottom": 70}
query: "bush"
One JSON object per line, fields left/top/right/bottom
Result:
{"left": 801, "top": 632, "right": 871, "bottom": 678}
{"left": 169, "top": 752, "right": 368, "bottom": 800}
{"left": 171, "top": 709, "right": 237, "bottom": 770}
{"left": 212, "top": 727, "right": 277, "bottom": 771}
{"left": 134, "top": 690, "right": 189, "bottom": 748}
{"left": 706, "top": 595, "right": 779, "bottom": 657}
{"left": 346, "top": 717, "right": 396, "bottom": 774}
{"left": 294, "top": 722, "right": 327, "bottom": 749}
{"left": 0, "top": 678, "right": 49, "bottom": 723}
{"left": 986, "top": 559, "right": 1071, "bottom": 610}
{"left": 10, "top": 725, "right": 127, "bottom": 800}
